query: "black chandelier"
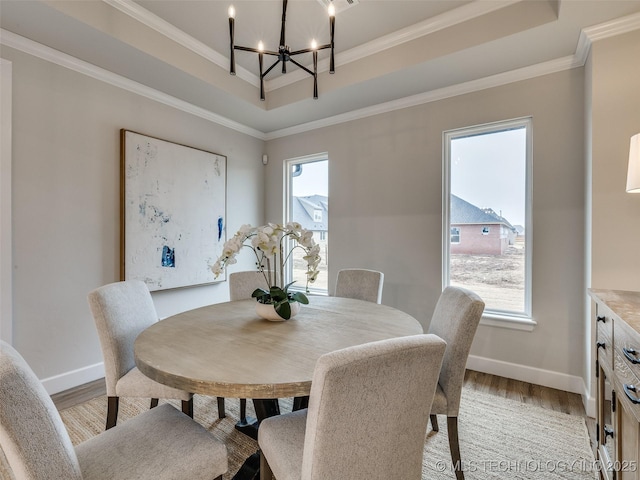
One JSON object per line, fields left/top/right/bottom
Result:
{"left": 228, "top": 0, "right": 336, "bottom": 101}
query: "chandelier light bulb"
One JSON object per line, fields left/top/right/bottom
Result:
{"left": 328, "top": 2, "right": 335, "bottom": 17}
{"left": 258, "top": 41, "right": 264, "bottom": 52}
{"left": 228, "top": 5, "right": 235, "bottom": 19}
{"left": 311, "top": 39, "right": 317, "bottom": 50}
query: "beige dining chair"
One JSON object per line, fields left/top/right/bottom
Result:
{"left": 0, "top": 340, "right": 228, "bottom": 480}
{"left": 229, "top": 270, "right": 271, "bottom": 301}
{"left": 228, "top": 270, "right": 274, "bottom": 426}
{"left": 427, "top": 286, "right": 485, "bottom": 480}
{"left": 258, "top": 334, "right": 446, "bottom": 480}
{"left": 88, "top": 280, "right": 217, "bottom": 429}
{"left": 334, "top": 268, "right": 384, "bottom": 304}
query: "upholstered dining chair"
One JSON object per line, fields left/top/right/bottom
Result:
{"left": 0, "top": 340, "right": 228, "bottom": 480}
{"left": 228, "top": 270, "right": 273, "bottom": 426}
{"left": 427, "top": 286, "right": 485, "bottom": 480}
{"left": 258, "top": 334, "right": 446, "bottom": 480}
{"left": 229, "top": 270, "right": 271, "bottom": 301}
{"left": 334, "top": 268, "right": 384, "bottom": 304}
{"left": 88, "top": 280, "right": 220, "bottom": 429}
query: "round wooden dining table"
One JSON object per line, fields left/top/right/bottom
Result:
{"left": 134, "top": 296, "right": 423, "bottom": 480}
{"left": 134, "top": 296, "right": 423, "bottom": 400}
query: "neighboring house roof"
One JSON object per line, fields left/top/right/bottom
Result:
{"left": 293, "top": 195, "right": 328, "bottom": 232}
{"left": 451, "top": 195, "right": 515, "bottom": 230}
{"left": 514, "top": 225, "right": 525, "bottom": 235}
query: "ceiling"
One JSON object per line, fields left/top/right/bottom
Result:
{"left": 2, "top": 0, "right": 640, "bottom": 136}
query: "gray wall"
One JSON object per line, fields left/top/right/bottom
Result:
{"left": 266, "top": 68, "right": 587, "bottom": 385}
{"left": 585, "top": 30, "right": 640, "bottom": 408}
{"left": 590, "top": 30, "right": 640, "bottom": 291}
{"left": 4, "top": 27, "right": 638, "bottom": 401}
{"left": 2, "top": 46, "right": 264, "bottom": 391}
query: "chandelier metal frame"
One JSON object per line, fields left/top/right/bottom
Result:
{"left": 228, "top": 0, "right": 336, "bottom": 100}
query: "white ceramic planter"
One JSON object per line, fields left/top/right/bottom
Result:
{"left": 255, "top": 301, "right": 301, "bottom": 321}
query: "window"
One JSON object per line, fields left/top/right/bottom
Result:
{"left": 443, "top": 118, "right": 532, "bottom": 320}
{"left": 285, "top": 154, "right": 328, "bottom": 294}
{"left": 450, "top": 227, "right": 460, "bottom": 244}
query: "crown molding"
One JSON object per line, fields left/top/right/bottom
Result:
{"left": 0, "top": 29, "right": 266, "bottom": 140}
{"left": 266, "top": 10, "right": 640, "bottom": 139}
{"left": 103, "top": 0, "right": 259, "bottom": 88}
{"left": 102, "top": 0, "right": 519, "bottom": 94}
{"left": 2, "top": 8, "right": 639, "bottom": 142}
{"left": 583, "top": 10, "right": 640, "bottom": 43}
{"left": 266, "top": 0, "right": 520, "bottom": 92}
{"left": 265, "top": 54, "right": 580, "bottom": 140}
{"left": 575, "top": 11, "right": 640, "bottom": 65}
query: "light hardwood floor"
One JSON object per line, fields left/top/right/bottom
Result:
{"left": 51, "top": 370, "right": 589, "bottom": 414}
{"left": 462, "top": 370, "right": 596, "bottom": 452}
{"left": 51, "top": 370, "right": 596, "bottom": 450}
{"left": 51, "top": 370, "right": 590, "bottom": 415}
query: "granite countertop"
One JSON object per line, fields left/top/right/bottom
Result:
{"left": 589, "top": 289, "right": 640, "bottom": 334}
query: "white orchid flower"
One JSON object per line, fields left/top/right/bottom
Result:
{"left": 211, "top": 223, "right": 321, "bottom": 296}
{"left": 238, "top": 224, "right": 253, "bottom": 235}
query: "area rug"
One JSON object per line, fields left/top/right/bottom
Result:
{"left": 0, "top": 387, "right": 597, "bottom": 479}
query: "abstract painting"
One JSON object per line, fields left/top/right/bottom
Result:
{"left": 121, "top": 130, "right": 226, "bottom": 291}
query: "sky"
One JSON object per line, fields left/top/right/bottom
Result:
{"left": 450, "top": 127, "right": 527, "bottom": 226}
{"left": 287, "top": 133, "right": 526, "bottom": 227}
{"left": 291, "top": 159, "right": 329, "bottom": 197}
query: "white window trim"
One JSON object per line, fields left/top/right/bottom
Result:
{"left": 284, "top": 152, "right": 328, "bottom": 295}
{"left": 442, "top": 117, "right": 534, "bottom": 329}
{"left": 0, "top": 59, "right": 12, "bottom": 344}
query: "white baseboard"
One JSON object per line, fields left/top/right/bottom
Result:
{"left": 467, "top": 354, "right": 595, "bottom": 417}
{"left": 583, "top": 394, "right": 596, "bottom": 419}
{"left": 41, "top": 362, "right": 105, "bottom": 395}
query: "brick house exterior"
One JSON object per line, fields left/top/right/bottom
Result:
{"left": 450, "top": 195, "right": 516, "bottom": 255}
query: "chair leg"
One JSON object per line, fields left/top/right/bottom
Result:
{"left": 106, "top": 396, "right": 119, "bottom": 430}
{"left": 217, "top": 397, "right": 226, "bottom": 419}
{"left": 447, "top": 416, "right": 464, "bottom": 480}
{"left": 292, "top": 395, "right": 309, "bottom": 411}
{"left": 430, "top": 414, "right": 439, "bottom": 432}
{"left": 260, "top": 450, "right": 274, "bottom": 480}
{"left": 182, "top": 398, "right": 194, "bottom": 418}
{"left": 150, "top": 398, "right": 159, "bottom": 408}
{"left": 240, "top": 398, "right": 247, "bottom": 422}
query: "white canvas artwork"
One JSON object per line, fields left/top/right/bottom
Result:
{"left": 121, "top": 130, "right": 226, "bottom": 291}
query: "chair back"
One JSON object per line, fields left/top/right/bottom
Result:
{"left": 427, "top": 286, "right": 485, "bottom": 414}
{"left": 334, "top": 268, "right": 384, "bottom": 304}
{"left": 0, "top": 341, "right": 83, "bottom": 480}
{"left": 87, "top": 280, "right": 158, "bottom": 396}
{"left": 229, "top": 271, "right": 271, "bottom": 301}
{"left": 302, "top": 334, "right": 446, "bottom": 480}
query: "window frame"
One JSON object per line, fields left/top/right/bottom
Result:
{"left": 284, "top": 152, "right": 329, "bottom": 295}
{"left": 442, "top": 117, "right": 534, "bottom": 329}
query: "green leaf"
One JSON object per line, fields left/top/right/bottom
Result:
{"left": 283, "top": 281, "right": 296, "bottom": 293}
{"left": 251, "top": 288, "right": 269, "bottom": 298}
{"left": 269, "top": 286, "right": 287, "bottom": 302}
{"left": 275, "top": 301, "right": 292, "bottom": 320}
{"left": 290, "top": 292, "right": 309, "bottom": 304}
{"left": 251, "top": 288, "right": 270, "bottom": 303}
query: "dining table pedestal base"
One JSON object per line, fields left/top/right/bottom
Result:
{"left": 233, "top": 398, "right": 281, "bottom": 440}
{"left": 232, "top": 399, "right": 281, "bottom": 480}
